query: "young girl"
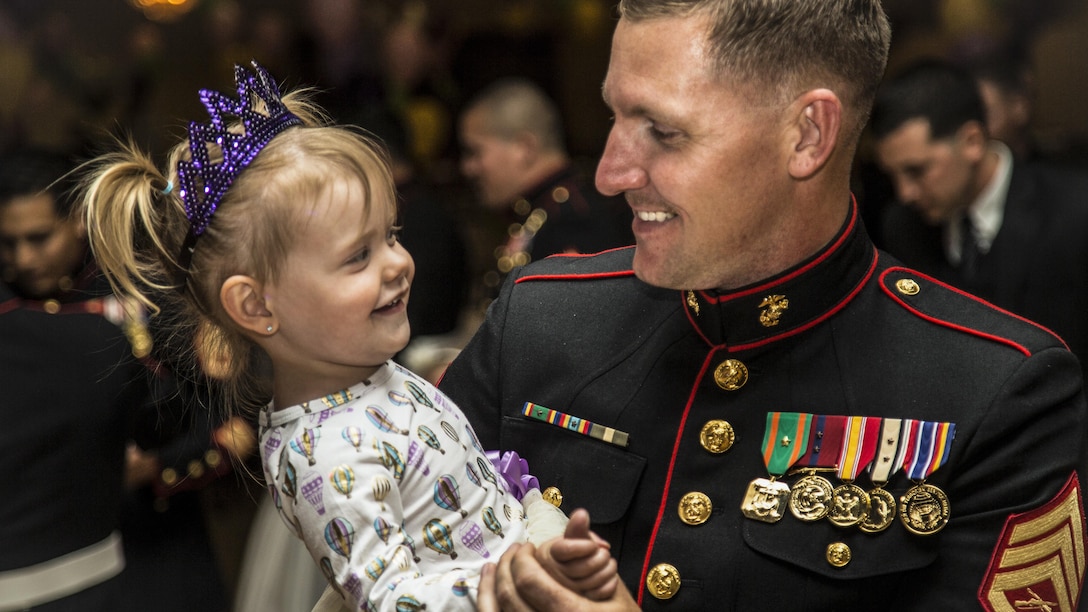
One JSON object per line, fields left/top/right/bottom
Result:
{"left": 82, "top": 62, "right": 615, "bottom": 611}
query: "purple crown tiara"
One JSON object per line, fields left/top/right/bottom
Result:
{"left": 175, "top": 61, "right": 302, "bottom": 268}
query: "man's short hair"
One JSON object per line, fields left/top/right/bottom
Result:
{"left": 616, "top": 0, "right": 891, "bottom": 142}
{"left": 0, "top": 150, "right": 78, "bottom": 216}
{"left": 869, "top": 60, "right": 987, "bottom": 141}
{"left": 464, "top": 78, "right": 566, "bottom": 153}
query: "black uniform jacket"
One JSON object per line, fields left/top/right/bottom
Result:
{"left": 440, "top": 203, "right": 1088, "bottom": 610}
{"left": 881, "top": 160, "right": 1088, "bottom": 381}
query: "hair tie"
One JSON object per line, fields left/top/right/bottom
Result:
{"left": 161, "top": 180, "right": 174, "bottom": 196}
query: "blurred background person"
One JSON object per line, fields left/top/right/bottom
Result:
{"left": 870, "top": 60, "right": 1088, "bottom": 378}
{"left": 459, "top": 77, "right": 631, "bottom": 307}
{"left": 0, "top": 148, "right": 244, "bottom": 611}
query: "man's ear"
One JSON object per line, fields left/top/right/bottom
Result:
{"left": 788, "top": 89, "right": 842, "bottom": 180}
{"left": 220, "top": 275, "right": 276, "bottom": 336}
{"left": 512, "top": 130, "right": 540, "bottom": 167}
{"left": 955, "top": 120, "right": 989, "bottom": 163}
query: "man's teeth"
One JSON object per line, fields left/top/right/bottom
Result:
{"left": 637, "top": 211, "right": 676, "bottom": 222}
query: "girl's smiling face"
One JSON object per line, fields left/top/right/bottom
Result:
{"left": 263, "top": 177, "right": 414, "bottom": 405}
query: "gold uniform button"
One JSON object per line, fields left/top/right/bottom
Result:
{"left": 204, "top": 449, "right": 221, "bottom": 469}
{"left": 646, "top": 563, "right": 681, "bottom": 599}
{"left": 699, "top": 419, "right": 735, "bottom": 453}
{"left": 43, "top": 299, "right": 61, "bottom": 314}
{"left": 678, "top": 492, "right": 713, "bottom": 525}
{"left": 542, "top": 486, "right": 563, "bottom": 508}
{"left": 714, "top": 359, "right": 748, "bottom": 391}
{"left": 826, "top": 542, "right": 852, "bottom": 568}
{"left": 552, "top": 186, "right": 570, "bottom": 204}
{"left": 896, "top": 278, "right": 920, "bottom": 295}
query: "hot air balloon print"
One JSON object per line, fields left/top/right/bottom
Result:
{"left": 301, "top": 471, "right": 326, "bottom": 514}
{"left": 406, "top": 440, "right": 431, "bottom": 476}
{"left": 404, "top": 380, "right": 435, "bottom": 409}
{"left": 395, "top": 595, "right": 426, "bottom": 612}
{"left": 477, "top": 457, "right": 499, "bottom": 489}
{"left": 465, "top": 463, "right": 482, "bottom": 488}
{"left": 318, "top": 558, "right": 344, "bottom": 598}
{"left": 331, "top": 464, "right": 355, "bottom": 499}
{"left": 464, "top": 423, "right": 485, "bottom": 454}
{"left": 433, "top": 474, "right": 468, "bottom": 517}
{"left": 423, "top": 518, "right": 457, "bottom": 559}
{"left": 342, "top": 426, "right": 364, "bottom": 452}
{"left": 452, "top": 578, "right": 471, "bottom": 597}
{"left": 324, "top": 517, "right": 355, "bottom": 558}
{"left": 400, "top": 522, "right": 421, "bottom": 562}
{"left": 482, "top": 506, "right": 504, "bottom": 538}
{"left": 281, "top": 461, "right": 298, "bottom": 500}
{"left": 440, "top": 420, "right": 462, "bottom": 447}
{"left": 290, "top": 428, "right": 320, "bottom": 466}
{"left": 372, "top": 475, "right": 391, "bottom": 511}
{"left": 375, "top": 440, "right": 405, "bottom": 481}
{"left": 459, "top": 520, "right": 491, "bottom": 558}
{"left": 366, "top": 405, "right": 408, "bottom": 435}
{"left": 388, "top": 390, "right": 413, "bottom": 409}
{"left": 416, "top": 425, "right": 444, "bottom": 454}
{"left": 262, "top": 427, "right": 282, "bottom": 464}
{"left": 373, "top": 516, "right": 393, "bottom": 543}
{"left": 365, "top": 556, "right": 387, "bottom": 581}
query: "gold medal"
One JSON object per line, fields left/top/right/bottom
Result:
{"left": 899, "top": 483, "right": 950, "bottom": 535}
{"left": 740, "top": 477, "right": 791, "bottom": 523}
{"left": 789, "top": 473, "right": 834, "bottom": 521}
{"left": 827, "top": 483, "right": 871, "bottom": 528}
{"left": 859, "top": 487, "right": 897, "bottom": 533}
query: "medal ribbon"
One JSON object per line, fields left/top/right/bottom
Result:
{"left": 837, "top": 415, "right": 882, "bottom": 481}
{"left": 761, "top": 412, "right": 812, "bottom": 476}
{"left": 796, "top": 414, "right": 847, "bottom": 469}
{"left": 904, "top": 420, "right": 956, "bottom": 481}
{"left": 868, "top": 418, "right": 909, "bottom": 485}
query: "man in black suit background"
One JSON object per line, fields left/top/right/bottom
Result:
{"left": 872, "top": 60, "right": 1088, "bottom": 376}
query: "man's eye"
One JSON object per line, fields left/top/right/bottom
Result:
{"left": 650, "top": 123, "right": 681, "bottom": 143}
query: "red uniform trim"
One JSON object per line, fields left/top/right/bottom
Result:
{"left": 514, "top": 269, "right": 636, "bottom": 284}
{"left": 636, "top": 348, "right": 720, "bottom": 606}
{"left": 879, "top": 267, "right": 1066, "bottom": 356}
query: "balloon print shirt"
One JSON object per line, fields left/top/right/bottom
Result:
{"left": 259, "top": 361, "right": 528, "bottom": 611}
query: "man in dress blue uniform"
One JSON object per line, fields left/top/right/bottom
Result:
{"left": 441, "top": 1, "right": 1088, "bottom": 610}
{"left": 0, "top": 150, "right": 231, "bottom": 611}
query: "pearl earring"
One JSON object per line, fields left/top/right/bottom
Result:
{"left": 266, "top": 325, "right": 274, "bottom": 333}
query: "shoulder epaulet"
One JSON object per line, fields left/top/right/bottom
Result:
{"left": 879, "top": 266, "right": 1067, "bottom": 357}
{"left": 514, "top": 246, "right": 636, "bottom": 284}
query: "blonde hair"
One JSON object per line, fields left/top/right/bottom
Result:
{"left": 82, "top": 90, "right": 396, "bottom": 416}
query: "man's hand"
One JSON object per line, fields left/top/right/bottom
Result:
{"left": 477, "top": 511, "right": 639, "bottom": 612}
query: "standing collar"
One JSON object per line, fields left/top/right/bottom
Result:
{"left": 683, "top": 201, "right": 878, "bottom": 350}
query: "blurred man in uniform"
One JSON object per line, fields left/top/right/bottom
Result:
{"left": 442, "top": 2, "right": 1088, "bottom": 610}
{"left": 872, "top": 60, "right": 1088, "bottom": 380}
{"left": 0, "top": 150, "right": 232, "bottom": 611}
{"left": 459, "top": 78, "right": 631, "bottom": 295}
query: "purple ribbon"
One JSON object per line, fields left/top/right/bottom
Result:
{"left": 486, "top": 450, "right": 540, "bottom": 501}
